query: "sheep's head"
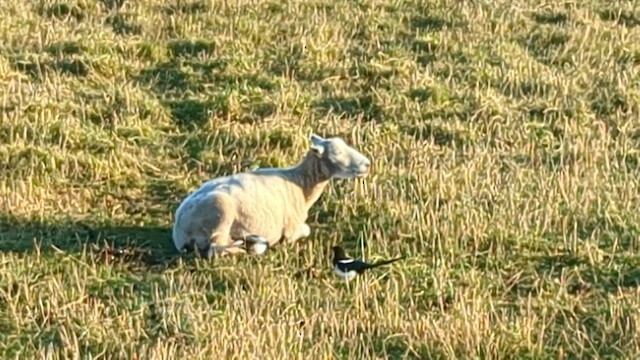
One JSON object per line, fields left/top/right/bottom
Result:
{"left": 309, "top": 134, "right": 371, "bottom": 179}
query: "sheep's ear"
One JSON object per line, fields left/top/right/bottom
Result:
{"left": 309, "top": 134, "right": 325, "bottom": 156}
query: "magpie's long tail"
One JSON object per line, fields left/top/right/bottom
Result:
{"left": 366, "top": 256, "right": 405, "bottom": 269}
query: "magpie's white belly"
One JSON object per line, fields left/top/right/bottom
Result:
{"left": 251, "top": 241, "right": 268, "bottom": 255}
{"left": 334, "top": 265, "right": 358, "bottom": 280}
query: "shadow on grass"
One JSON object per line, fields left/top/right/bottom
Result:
{"left": 0, "top": 214, "right": 180, "bottom": 270}
{"left": 597, "top": 8, "right": 640, "bottom": 28}
{"left": 0, "top": 176, "right": 199, "bottom": 269}
{"left": 39, "top": 2, "right": 87, "bottom": 21}
{"left": 409, "top": 9, "right": 468, "bottom": 32}
{"left": 313, "top": 94, "right": 385, "bottom": 121}
{"left": 137, "top": 58, "right": 278, "bottom": 94}
{"left": 135, "top": 59, "right": 223, "bottom": 129}
{"left": 467, "top": 226, "right": 640, "bottom": 299}
{"left": 161, "top": 90, "right": 276, "bottom": 128}
{"left": 136, "top": 53, "right": 280, "bottom": 128}
{"left": 589, "top": 78, "right": 630, "bottom": 118}
{"left": 267, "top": 43, "right": 305, "bottom": 79}
{"left": 44, "top": 41, "right": 86, "bottom": 56}
{"left": 498, "top": 78, "right": 556, "bottom": 99}
{"left": 106, "top": 14, "right": 143, "bottom": 36}
{"left": 399, "top": 17, "right": 448, "bottom": 67}
{"left": 10, "top": 58, "right": 90, "bottom": 79}
{"left": 159, "top": 0, "right": 209, "bottom": 15}
{"left": 530, "top": 10, "right": 568, "bottom": 25}
{"left": 168, "top": 39, "right": 216, "bottom": 58}
{"left": 169, "top": 133, "right": 233, "bottom": 172}
{"left": 164, "top": 98, "right": 219, "bottom": 129}
{"left": 510, "top": 252, "right": 640, "bottom": 298}
{"left": 136, "top": 59, "right": 221, "bottom": 94}
{"left": 99, "top": 0, "right": 127, "bottom": 10}
{"left": 167, "top": 127, "right": 297, "bottom": 173}
{"left": 401, "top": 123, "right": 467, "bottom": 147}
{"left": 332, "top": 328, "right": 435, "bottom": 359}
{"left": 531, "top": 254, "right": 640, "bottom": 294}
{"left": 411, "top": 15, "right": 449, "bottom": 32}
{"left": 517, "top": 26, "right": 572, "bottom": 67}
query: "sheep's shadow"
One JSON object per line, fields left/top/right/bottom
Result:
{"left": 0, "top": 214, "right": 180, "bottom": 270}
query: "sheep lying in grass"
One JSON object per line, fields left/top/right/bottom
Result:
{"left": 172, "top": 133, "right": 371, "bottom": 259}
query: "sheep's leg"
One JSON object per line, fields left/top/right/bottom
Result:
{"left": 198, "top": 232, "right": 248, "bottom": 259}
{"left": 213, "top": 242, "right": 248, "bottom": 256}
{"left": 286, "top": 223, "right": 311, "bottom": 244}
{"left": 197, "top": 243, "right": 246, "bottom": 259}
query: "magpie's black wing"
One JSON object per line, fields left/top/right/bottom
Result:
{"left": 335, "top": 259, "right": 371, "bottom": 274}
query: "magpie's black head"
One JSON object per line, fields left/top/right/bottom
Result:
{"left": 331, "top": 246, "right": 348, "bottom": 261}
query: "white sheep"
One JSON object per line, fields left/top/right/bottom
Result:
{"left": 171, "top": 133, "right": 371, "bottom": 258}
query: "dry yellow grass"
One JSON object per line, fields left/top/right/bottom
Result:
{"left": 1, "top": 0, "right": 640, "bottom": 358}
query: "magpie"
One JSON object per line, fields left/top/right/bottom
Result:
{"left": 332, "top": 245, "right": 405, "bottom": 280}
{"left": 232, "top": 235, "right": 270, "bottom": 255}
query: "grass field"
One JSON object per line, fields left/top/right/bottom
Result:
{"left": 1, "top": 0, "right": 640, "bottom": 358}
